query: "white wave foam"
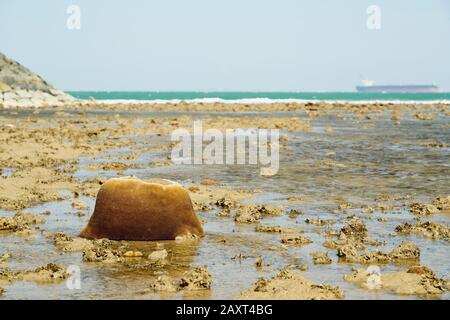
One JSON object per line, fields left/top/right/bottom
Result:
{"left": 88, "top": 97, "right": 450, "bottom": 105}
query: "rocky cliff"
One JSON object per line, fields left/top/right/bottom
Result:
{"left": 0, "top": 52, "right": 77, "bottom": 108}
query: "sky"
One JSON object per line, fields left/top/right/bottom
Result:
{"left": 0, "top": 0, "right": 449, "bottom": 91}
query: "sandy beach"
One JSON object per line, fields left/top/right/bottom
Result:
{"left": 0, "top": 102, "right": 448, "bottom": 299}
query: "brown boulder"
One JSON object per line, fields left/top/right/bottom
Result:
{"left": 80, "top": 178, "right": 204, "bottom": 240}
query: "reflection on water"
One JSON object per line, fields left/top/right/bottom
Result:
{"left": 0, "top": 109, "right": 449, "bottom": 300}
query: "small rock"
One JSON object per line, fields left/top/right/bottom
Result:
{"left": 216, "top": 208, "right": 231, "bottom": 217}
{"left": 235, "top": 205, "right": 282, "bottom": 223}
{"left": 148, "top": 249, "right": 168, "bottom": 262}
{"left": 214, "top": 197, "right": 235, "bottom": 209}
{"left": 337, "top": 243, "right": 359, "bottom": 261}
{"left": 188, "top": 185, "right": 200, "bottom": 192}
{"left": 311, "top": 252, "right": 332, "bottom": 264}
{"left": 414, "top": 113, "right": 433, "bottom": 120}
{"left": 281, "top": 235, "right": 312, "bottom": 246}
{"left": 123, "top": 251, "right": 143, "bottom": 258}
{"left": 82, "top": 246, "right": 122, "bottom": 263}
{"left": 0, "top": 252, "right": 11, "bottom": 263}
{"left": 388, "top": 242, "right": 420, "bottom": 261}
{"left": 201, "top": 179, "right": 216, "bottom": 186}
{"left": 288, "top": 209, "right": 303, "bottom": 218}
{"left": 148, "top": 275, "right": 178, "bottom": 292}
{"left": 409, "top": 203, "right": 439, "bottom": 216}
{"left": 407, "top": 265, "right": 433, "bottom": 275}
{"left": 432, "top": 196, "right": 450, "bottom": 211}
{"left": 178, "top": 266, "right": 212, "bottom": 290}
{"left": 396, "top": 221, "right": 450, "bottom": 240}
{"left": 71, "top": 201, "right": 89, "bottom": 210}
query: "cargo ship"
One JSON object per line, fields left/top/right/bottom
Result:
{"left": 356, "top": 80, "right": 440, "bottom": 93}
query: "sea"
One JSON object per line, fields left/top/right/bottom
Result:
{"left": 67, "top": 91, "right": 450, "bottom": 104}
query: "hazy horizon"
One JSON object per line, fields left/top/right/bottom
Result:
{"left": 1, "top": 0, "right": 449, "bottom": 91}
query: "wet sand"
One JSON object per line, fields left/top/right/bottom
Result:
{"left": 0, "top": 102, "right": 449, "bottom": 299}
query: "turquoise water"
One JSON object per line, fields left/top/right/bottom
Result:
{"left": 67, "top": 91, "right": 450, "bottom": 102}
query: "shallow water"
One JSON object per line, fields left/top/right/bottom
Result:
{"left": 0, "top": 108, "right": 449, "bottom": 300}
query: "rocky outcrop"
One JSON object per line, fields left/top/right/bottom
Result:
{"left": 0, "top": 52, "right": 77, "bottom": 108}
{"left": 80, "top": 177, "right": 204, "bottom": 241}
{"left": 344, "top": 265, "right": 446, "bottom": 296}
{"left": 237, "top": 267, "right": 344, "bottom": 300}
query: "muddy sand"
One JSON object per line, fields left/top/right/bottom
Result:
{"left": 0, "top": 102, "right": 449, "bottom": 299}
